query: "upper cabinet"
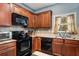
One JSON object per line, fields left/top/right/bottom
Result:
{"left": 13, "top": 4, "right": 28, "bottom": 16}
{"left": 28, "top": 12, "right": 34, "bottom": 28}
{"left": 37, "top": 13, "right": 43, "bottom": 28}
{"left": 40, "top": 11, "right": 52, "bottom": 28}
{"left": 34, "top": 11, "right": 52, "bottom": 29}
{"left": 33, "top": 14, "right": 41, "bottom": 28}
{"left": 0, "top": 3, "right": 11, "bottom": 11}
{"left": 0, "top": 3, "right": 12, "bottom": 26}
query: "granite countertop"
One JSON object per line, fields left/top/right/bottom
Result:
{"left": 30, "top": 34, "right": 79, "bottom": 40}
{"left": 0, "top": 39, "right": 16, "bottom": 44}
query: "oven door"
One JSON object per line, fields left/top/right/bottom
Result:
{"left": 17, "top": 39, "right": 31, "bottom": 56}
{"left": 41, "top": 38, "right": 52, "bottom": 54}
{"left": 20, "top": 40, "right": 30, "bottom": 52}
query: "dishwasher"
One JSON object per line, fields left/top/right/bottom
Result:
{"left": 41, "top": 37, "right": 52, "bottom": 55}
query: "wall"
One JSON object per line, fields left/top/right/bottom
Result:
{"left": 34, "top": 3, "right": 79, "bottom": 35}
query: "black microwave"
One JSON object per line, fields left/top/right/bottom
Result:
{"left": 12, "top": 13, "right": 28, "bottom": 27}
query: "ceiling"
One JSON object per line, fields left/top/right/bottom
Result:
{"left": 18, "top": 3, "right": 56, "bottom": 12}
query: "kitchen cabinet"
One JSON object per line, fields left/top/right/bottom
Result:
{"left": 13, "top": 4, "right": 27, "bottom": 16}
{"left": 0, "top": 3, "right": 11, "bottom": 11}
{"left": 37, "top": 14, "right": 43, "bottom": 28}
{"left": 53, "top": 43, "right": 63, "bottom": 56}
{"left": 33, "top": 15, "right": 38, "bottom": 28}
{"left": 76, "top": 45, "right": 79, "bottom": 56}
{"left": 62, "top": 44, "right": 76, "bottom": 56}
{"left": 0, "top": 46, "right": 16, "bottom": 56}
{"left": 32, "top": 37, "right": 41, "bottom": 52}
{"left": 52, "top": 38, "right": 79, "bottom": 56}
{"left": 33, "top": 14, "right": 41, "bottom": 28}
{"left": 52, "top": 38, "right": 63, "bottom": 56}
{"left": 36, "top": 37, "right": 41, "bottom": 50}
{"left": 34, "top": 11, "right": 52, "bottom": 28}
{"left": 41, "top": 11, "right": 52, "bottom": 28}
{"left": 32, "top": 37, "right": 37, "bottom": 52}
{"left": 28, "top": 12, "right": 34, "bottom": 28}
{"left": 0, "top": 40, "right": 16, "bottom": 56}
{"left": 0, "top": 3, "right": 12, "bottom": 26}
{"left": 63, "top": 39, "right": 79, "bottom": 56}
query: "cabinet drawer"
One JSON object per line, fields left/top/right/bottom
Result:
{"left": 65, "top": 40, "right": 79, "bottom": 45}
{"left": 53, "top": 38, "right": 63, "bottom": 43}
{"left": 0, "top": 41, "right": 16, "bottom": 50}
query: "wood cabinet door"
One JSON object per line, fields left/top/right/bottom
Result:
{"left": 14, "top": 5, "right": 26, "bottom": 16}
{"left": 0, "top": 46, "right": 16, "bottom": 56}
{"left": 14, "top": 4, "right": 31, "bottom": 17}
{"left": 52, "top": 43, "right": 63, "bottom": 56}
{"left": 32, "top": 37, "right": 41, "bottom": 52}
{"left": 33, "top": 14, "right": 39, "bottom": 28}
{"left": 62, "top": 44, "right": 76, "bottom": 56}
{"left": 0, "top": 3, "right": 11, "bottom": 26}
{"left": 28, "top": 13, "right": 34, "bottom": 28}
{"left": 75, "top": 45, "right": 79, "bottom": 56}
{"left": 1, "top": 12, "right": 11, "bottom": 26}
{"left": 42, "top": 11, "right": 52, "bottom": 28}
{"left": 37, "top": 14, "right": 43, "bottom": 28}
{"left": 0, "top": 11, "right": 11, "bottom": 26}
{"left": 33, "top": 11, "right": 52, "bottom": 28}
{"left": 14, "top": 5, "right": 22, "bottom": 15}
{"left": 0, "top": 52, "right": 7, "bottom": 56}
{"left": 0, "top": 3, "right": 12, "bottom": 26}
{"left": 36, "top": 37, "right": 41, "bottom": 50}
{"left": 52, "top": 38, "right": 63, "bottom": 56}
{"left": 0, "top": 3, "right": 11, "bottom": 11}
{"left": 7, "top": 46, "right": 16, "bottom": 56}
{"left": 32, "top": 37, "right": 37, "bottom": 52}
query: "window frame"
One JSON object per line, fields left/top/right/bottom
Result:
{"left": 53, "top": 12, "right": 77, "bottom": 33}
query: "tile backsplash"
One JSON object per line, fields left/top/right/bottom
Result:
{"left": 33, "top": 29, "right": 53, "bottom": 36}
{"left": 0, "top": 26, "right": 25, "bottom": 32}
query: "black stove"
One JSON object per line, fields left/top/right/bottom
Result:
{"left": 12, "top": 31, "right": 32, "bottom": 56}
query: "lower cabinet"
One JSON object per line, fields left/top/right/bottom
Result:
{"left": 76, "top": 45, "right": 79, "bottom": 56}
{"left": 36, "top": 38, "right": 41, "bottom": 50}
{"left": 0, "top": 46, "right": 16, "bottom": 56}
{"left": 62, "top": 44, "right": 76, "bottom": 56}
{"left": 52, "top": 39, "right": 79, "bottom": 56}
{"left": 52, "top": 38, "right": 63, "bottom": 56}
{"left": 63, "top": 40, "right": 79, "bottom": 56}
{"left": 32, "top": 37, "right": 41, "bottom": 52}
{"left": 53, "top": 43, "right": 63, "bottom": 56}
{"left": 0, "top": 40, "right": 16, "bottom": 56}
{"left": 32, "top": 37, "right": 37, "bottom": 52}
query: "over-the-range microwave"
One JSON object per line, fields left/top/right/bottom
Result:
{"left": 0, "top": 32, "right": 12, "bottom": 41}
{"left": 12, "top": 13, "right": 28, "bottom": 27}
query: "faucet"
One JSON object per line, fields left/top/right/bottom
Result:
{"left": 57, "top": 31, "right": 69, "bottom": 39}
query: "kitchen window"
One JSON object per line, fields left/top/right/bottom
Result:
{"left": 54, "top": 13, "right": 77, "bottom": 34}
